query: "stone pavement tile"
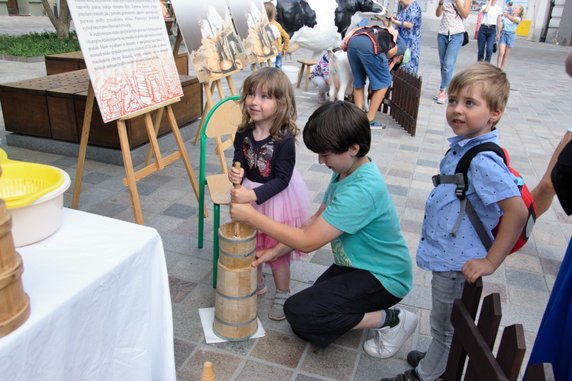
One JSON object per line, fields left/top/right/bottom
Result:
{"left": 505, "top": 268, "right": 548, "bottom": 292}
{"left": 301, "top": 345, "right": 358, "bottom": 380}
{"left": 504, "top": 253, "right": 543, "bottom": 273}
{"left": 235, "top": 360, "right": 294, "bottom": 381}
{"left": 163, "top": 202, "right": 197, "bottom": 219}
{"left": 174, "top": 338, "right": 195, "bottom": 369}
{"left": 178, "top": 348, "right": 242, "bottom": 381}
{"left": 169, "top": 277, "right": 196, "bottom": 303}
{"left": 250, "top": 329, "right": 306, "bottom": 368}
{"left": 295, "top": 375, "right": 327, "bottom": 381}
{"left": 482, "top": 281, "right": 508, "bottom": 303}
{"left": 353, "top": 355, "right": 409, "bottom": 381}
{"left": 539, "top": 257, "right": 562, "bottom": 276}
{"left": 508, "top": 286, "right": 549, "bottom": 309}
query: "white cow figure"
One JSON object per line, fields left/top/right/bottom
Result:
{"left": 276, "top": 0, "right": 387, "bottom": 58}
{"left": 327, "top": 49, "right": 369, "bottom": 110}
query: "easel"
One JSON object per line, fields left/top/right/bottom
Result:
{"left": 72, "top": 83, "right": 201, "bottom": 225}
{"left": 193, "top": 75, "right": 237, "bottom": 145}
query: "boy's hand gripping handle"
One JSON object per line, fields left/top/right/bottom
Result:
{"left": 232, "top": 162, "right": 241, "bottom": 238}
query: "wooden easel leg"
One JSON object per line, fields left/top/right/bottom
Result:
{"left": 117, "top": 120, "right": 144, "bottom": 224}
{"left": 226, "top": 76, "right": 236, "bottom": 95}
{"left": 166, "top": 105, "right": 200, "bottom": 201}
{"left": 72, "top": 84, "right": 95, "bottom": 209}
{"left": 144, "top": 112, "right": 164, "bottom": 170}
{"left": 144, "top": 108, "right": 164, "bottom": 166}
{"left": 194, "top": 82, "right": 215, "bottom": 145}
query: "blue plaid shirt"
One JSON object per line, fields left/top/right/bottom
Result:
{"left": 416, "top": 130, "right": 521, "bottom": 271}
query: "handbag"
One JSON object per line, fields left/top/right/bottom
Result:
{"left": 462, "top": 31, "right": 469, "bottom": 46}
{"left": 453, "top": 4, "right": 469, "bottom": 46}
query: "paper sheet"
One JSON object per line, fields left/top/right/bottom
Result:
{"left": 199, "top": 307, "right": 265, "bottom": 344}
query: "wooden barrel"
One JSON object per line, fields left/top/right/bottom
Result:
{"left": 0, "top": 198, "right": 30, "bottom": 337}
{"left": 213, "top": 261, "right": 257, "bottom": 341}
{"left": 0, "top": 253, "right": 30, "bottom": 337}
{"left": 218, "top": 222, "right": 256, "bottom": 269}
{"left": 0, "top": 201, "right": 18, "bottom": 273}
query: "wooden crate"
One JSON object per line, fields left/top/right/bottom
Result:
{"left": 0, "top": 70, "right": 202, "bottom": 149}
{"left": 45, "top": 51, "right": 189, "bottom": 76}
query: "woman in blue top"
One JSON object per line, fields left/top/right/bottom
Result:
{"left": 231, "top": 101, "right": 415, "bottom": 352}
{"left": 389, "top": 0, "right": 423, "bottom": 73}
{"left": 496, "top": 5, "right": 523, "bottom": 70}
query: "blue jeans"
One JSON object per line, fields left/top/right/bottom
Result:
{"left": 416, "top": 271, "right": 465, "bottom": 381}
{"left": 437, "top": 33, "right": 464, "bottom": 92}
{"left": 477, "top": 24, "right": 497, "bottom": 62}
{"left": 274, "top": 52, "right": 283, "bottom": 68}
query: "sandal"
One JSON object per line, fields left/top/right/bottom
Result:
{"left": 256, "top": 275, "right": 267, "bottom": 296}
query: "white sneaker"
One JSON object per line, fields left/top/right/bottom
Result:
{"left": 363, "top": 309, "right": 418, "bottom": 359}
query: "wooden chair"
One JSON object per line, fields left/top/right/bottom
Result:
{"left": 443, "top": 279, "right": 554, "bottom": 381}
{"left": 198, "top": 95, "right": 241, "bottom": 287}
{"left": 296, "top": 58, "right": 317, "bottom": 92}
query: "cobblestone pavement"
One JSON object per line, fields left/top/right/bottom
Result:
{"left": 1, "top": 15, "right": 571, "bottom": 381}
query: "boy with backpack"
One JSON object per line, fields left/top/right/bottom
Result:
{"left": 381, "top": 62, "right": 529, "bottom": 381}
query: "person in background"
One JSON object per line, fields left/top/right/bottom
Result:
{"left": 264, "top": 2, "right": 289, "bottom": 69}
{"left": 505, "top": 1, "right": 514, "bottom": 15}
{"left": 389, "top": 0, "right": 422, "bottom": 74}
{"left": 230, "top": 68, "right": 309, "bottom": 321}
{"left": 477, "top": 0, "right": 503, "bottom": 63}
{"left": 496, "top": 5, "right": 524, "bottom": 70}
{"left": 310, "top": 52, "right": 331, "bottom": 104}
{"left": 383, "top": 63, "right": 528, "bottom": 381}
{"left": 528, "top": 52, "right": 572, "bottom": 381}
{"left": 341, "top": 24, "right": 410, "bottom": 127}
{"left": 434, "top": 0, "right": 471, "bottom": 104}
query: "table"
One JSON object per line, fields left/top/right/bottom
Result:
{"left": 0, "top": 209, "right": 176, "bottom": 381}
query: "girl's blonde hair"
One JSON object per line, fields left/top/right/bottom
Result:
{"left": 238, "top": 67, "right": 299, "bottom": 141}
{"left": 513, "top": 5, "right": 524, "bottom": 17}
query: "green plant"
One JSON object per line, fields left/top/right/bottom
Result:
{"left": 0, "top": 32, "right": 80, "bottom": 57}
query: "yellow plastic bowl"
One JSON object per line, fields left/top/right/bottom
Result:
{"left": 0, "top": 149, "right": 65, "bottom": 209}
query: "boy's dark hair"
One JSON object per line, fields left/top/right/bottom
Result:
{"left": 303, "top": 101, "right": 370, "bottom": 157}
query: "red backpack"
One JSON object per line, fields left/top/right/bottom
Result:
{"left": 432, "top": 142, "right": 537, "bottom": 253}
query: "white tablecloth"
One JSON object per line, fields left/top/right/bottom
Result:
{"left": 0, "top": 209, "right": 175, "bottom": 381}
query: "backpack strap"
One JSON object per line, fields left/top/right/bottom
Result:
{"left": 432, "top": 142, "right": 507, "bottom": 250}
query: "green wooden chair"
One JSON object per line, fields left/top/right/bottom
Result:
{"left": 198, "top": 95, "right": 241, "bottom": 287}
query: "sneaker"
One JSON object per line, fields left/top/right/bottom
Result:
{"left": 407, "top": 350, "right": 426, "bottom": 368}
{"left": 369, "top": 120, "right": 386, "bottom": 129}
{"left": 380, "top": 369, "right": 421, "bottom": 381}
{"left": 268, "top": 289, "right": 289, "bottom": 321}
{"left": 363, "top": 309, "right": 418, "bottom": 358}
{"left": 436, "top": 91, "right": 447, "bottom": 104}
{"left": 256, "top": 275, "right": 267, "bottom": 296}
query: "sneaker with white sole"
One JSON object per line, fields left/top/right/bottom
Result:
{"left": 436, "top": 90, "right": 447, "bottom": 104}
{"left": 363, "top": 309, "right": 418, "bottom": 358}
{"left": 268, "top": 290, "right": 290, "bottom": 321}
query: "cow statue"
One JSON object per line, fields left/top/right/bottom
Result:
{"left": 276, "top": 0, "right": 387, "bottom": 58}
{"left": 327, "top": 49, "right": 369, "bottom": 110}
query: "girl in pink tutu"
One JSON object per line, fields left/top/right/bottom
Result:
{"left": 229, "top": 67, "right": 310, "bottom": 321}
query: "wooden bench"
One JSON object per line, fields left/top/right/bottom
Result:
{"left": 45, "top": 51, "right": 190, "bottom": 76}
{"left": 442, "top": 279, "right": 554, "bottom": 381}
{"left": 0, "top": 70, "right": 202, "bottom": 149}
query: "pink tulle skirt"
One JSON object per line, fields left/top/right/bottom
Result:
{"left": 243, "top": 169, "right": 310, "bottom": 270}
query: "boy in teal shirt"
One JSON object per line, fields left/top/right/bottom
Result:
{"left": 231, "top": 101, "right": 416, "bottom": 351}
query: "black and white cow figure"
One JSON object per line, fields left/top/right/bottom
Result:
{"left": 275, "top": 0, "right": 387, "bottom": 57}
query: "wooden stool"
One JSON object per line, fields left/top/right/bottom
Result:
{"left": 296, "top": 59, "right": 317, "bottom": 92}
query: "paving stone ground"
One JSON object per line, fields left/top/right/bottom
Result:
{"left": 1, "top": 16, "right": 571, "bottom": 381}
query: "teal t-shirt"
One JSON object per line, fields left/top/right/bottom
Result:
{"left": 321, "top": 160, "right": 412, "bottom": 298}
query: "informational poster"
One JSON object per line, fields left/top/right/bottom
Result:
{"left": 227, "top": 0, "right": 279, "bottom": 65}
{"left": 170, "top": 0, "right": 247, "bottom": 83}
{"left": 67, "top": 0, "right": 183, "bottom": 123}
